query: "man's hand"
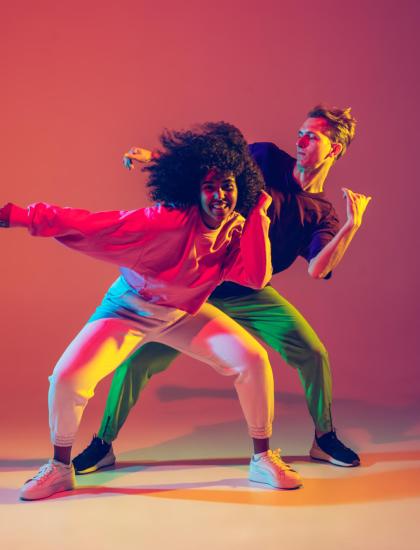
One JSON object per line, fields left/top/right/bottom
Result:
{"left": 123, "top": 147, "right": 154, "bottom": 170}
{"left": 342, "top": 187, "right": 372, "bottom": 228}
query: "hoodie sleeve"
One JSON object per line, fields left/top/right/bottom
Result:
{"left": 221, "top": 194, "right": 272, "bottom": 289}
{"left": 6, "top": 202, "right": 167, "bottom": 268}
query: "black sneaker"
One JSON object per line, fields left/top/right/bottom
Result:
{"left": 310, "top": 430, "right": 360, "bottom": 467}
{"left": 72, "top": 435, "right": 116, "bottom": 475}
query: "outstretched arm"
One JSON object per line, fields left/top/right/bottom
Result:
{"left": 222, "top": 191, "right": 273, "bottom": 289}
{"left": 308, "top": 188, "right": 372, "bottom": 279}
{"left": 0, "top": 201, "right": 152, "bottom": 268}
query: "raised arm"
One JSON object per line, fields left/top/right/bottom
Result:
{"left": 308, "top": 188, "right": 372, "bottom": 279}
{"left": 123, "top": 147, "right": 159, "bottom": 170}
{"left": 222, "top": 191, "right": 273, "bottom": 289}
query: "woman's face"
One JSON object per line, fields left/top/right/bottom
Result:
{"left": 199, "top": 168, "right": 238, "bottom": 228}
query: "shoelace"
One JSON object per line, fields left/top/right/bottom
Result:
{"left": 25, "top": 460, "right": 54, "bottom": 484}
{"left": 264, "top": 449, "right": 296, "bottom": 472}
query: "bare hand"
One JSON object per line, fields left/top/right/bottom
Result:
{"left": 123, "top": 147, "right": 154, "bottom": 170}
{"left": 342, "top": 187, "right": 372, "bottom": 228}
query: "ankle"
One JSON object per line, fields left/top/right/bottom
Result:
{"left": 253, "top": 437, "right": 269, "bottom": 455}
{"left": 53, "top": 445, "right": 72, "bottom": 465}
{"left": 315, "top": 428, "right": 333, "bottom": 439}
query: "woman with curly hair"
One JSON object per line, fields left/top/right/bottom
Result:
{"left": 0, "top": 121, "right": 302, "bottom": 500}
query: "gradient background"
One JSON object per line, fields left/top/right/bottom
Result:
{"left": 1, "top": 0, "right": 419, "bottom": 459}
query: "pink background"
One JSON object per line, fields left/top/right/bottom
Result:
{"left": 1, "top": 1, "right": 419, "bottom": 456}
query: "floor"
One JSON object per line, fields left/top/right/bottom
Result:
{"left": 1, "top": 385, "right": 419, "bottom": 550}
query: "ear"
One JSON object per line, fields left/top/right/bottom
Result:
{"left": 330, "top": 142, "right": 343, "bottom": 158}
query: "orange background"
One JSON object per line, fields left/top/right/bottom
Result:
{"left": 1, "top": 1, "right": 419, "bottom": 455}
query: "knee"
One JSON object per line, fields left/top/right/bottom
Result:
{"left": 49, "top": 367, "right": 92, "bottom": 402}
{"left": 49, "top": 369, "right": 76, "bottom": 398}
{"left": 242, "top": 345, "right": 270, "bottom": 372}
{"left": 305, "top": 340, "right": 329, "bottom": 366}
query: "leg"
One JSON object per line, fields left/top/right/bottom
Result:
{"left": 21, "top": 317, "right": 149, "bottom": 500}
{"left": 72, "top": 342, "right": 180, "bottom": 474}
{"left": 210, "top": 287, "right": 359, "bottom": 466}
{"left": 155, "top": 302, "right": 302, "bottom": 489}
{"left": 48, "top": 318, "right": 149, "bottom": 448}
{"left": 210, "top": 287, "right": 333, "bottom": 432}
{"left": 98, "top": 343, "right": 180, "bottom": 443}
{"left": 157, "top": 302, "right": 275, "bottom": 440}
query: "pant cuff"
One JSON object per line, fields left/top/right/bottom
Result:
{"left": 248, "top": 425, "right": 272, "bottom": 439}
{"left": 52, "top": 434, "right": 76, "bottom": 447}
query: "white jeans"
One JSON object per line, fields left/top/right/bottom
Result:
{"left": 49, "top": 277, "right": 274, "bottom": 446}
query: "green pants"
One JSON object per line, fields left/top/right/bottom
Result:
{"left": 98, "top": 286, "right": 333, "bottom": 441}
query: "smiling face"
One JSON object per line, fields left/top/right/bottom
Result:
{"left": 199, "top": 169, "right": 238, "bottom": 229}
{"left": 296, "top": 117, "right": 342, "bottom": 170}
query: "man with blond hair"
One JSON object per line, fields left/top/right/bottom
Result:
{"left": 74, "top": 105, "right": 371, "bottom": 474}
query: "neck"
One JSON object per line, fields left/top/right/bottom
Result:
{"left": 200, "top": 212, "right": 222, "bottom": 230}
{"left": 293, "top": 161, "right": 332, "bottom": 194}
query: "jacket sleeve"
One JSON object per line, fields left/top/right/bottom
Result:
{"left": 7, "top": 202, "right": 157, "bottom": 268}
{"left": 221, "top": 197, "right": 272, "bottom": 289}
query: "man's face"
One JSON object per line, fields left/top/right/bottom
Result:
{"left": 296, "top": 117, "right": 336, "bottom": 170}
{"left": 199, "top": 169, "right": 238, "bottom": 228}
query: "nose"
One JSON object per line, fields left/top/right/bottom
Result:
{"left": 297, "top": 134, "right": 309, "bottom": 149}
{"left": 213, "top": 187, "right": 225, "bottom": 199}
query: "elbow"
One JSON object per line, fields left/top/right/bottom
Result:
{"left": 308, "top": 262, "right": 325, "bottom": 280}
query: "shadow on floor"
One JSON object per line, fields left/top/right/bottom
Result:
{"left": 2, "top": 449, "right": 420, "bottom": 507}
{"left": 156, "top": 385, "right": 420, "bottom": 445}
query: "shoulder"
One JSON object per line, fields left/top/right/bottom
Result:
{"left": 249, "top": 142, "right": 295, "bottom": 189}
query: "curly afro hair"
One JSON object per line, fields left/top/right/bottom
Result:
{"left": 143, "top": 122, "right": 264, "bottom": 215}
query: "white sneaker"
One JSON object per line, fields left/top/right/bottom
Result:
{"left": 20, "top": 459, "right": 76, "bottom": 501}
{"left": 249, "top": 449, "right": 302, "bottom": 490}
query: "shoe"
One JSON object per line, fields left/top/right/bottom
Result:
{"left": 20, "top": 459, "right": 75, "bottom": 501}
{"left": 310, "top": 430, "right": 360, "bottom": 467}
{"left": 72, "top": 435, "right": 116, "bottom": 475}
{"left": 249, "top": 449, "right": 302, "bottom": 489}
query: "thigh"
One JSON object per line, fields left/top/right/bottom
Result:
{"left": 52, "top": 318, "right": 148, "bottom": 391}
{"left": 155, "top": 302, "right": 268, "bottom": 375}
{"left": 210, "top": 286, "right": 323, "bottom": 354}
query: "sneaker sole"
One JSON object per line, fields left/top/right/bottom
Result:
{"left": 309, "top": 447, "right": 360, "bottom": 467}
{"left": 75, "top": 456, "right": 116, "bottom": 475}
{"left": 20, "top": 482, "right": 74, "bottom": 501}
{"left": 249, "top": 473, "right": 302, "bottom": 490}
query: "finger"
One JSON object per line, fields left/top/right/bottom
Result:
{"left": 123, "top": 157, "right": 133, "bottom": 170}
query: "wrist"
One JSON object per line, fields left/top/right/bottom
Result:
{"left": 0, "top": 203, "right": 12, "bottom": 227}
{"left": 344, "top": 218, "right": 360, "bottom": 232}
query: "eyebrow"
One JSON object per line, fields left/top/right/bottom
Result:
{"left": 202, "top": 176, "right": 235, "bottom": 183}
